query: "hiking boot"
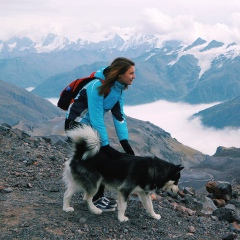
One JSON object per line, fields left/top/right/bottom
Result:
{"left": 93, "top": 198, "right": 116, "bottom": 212}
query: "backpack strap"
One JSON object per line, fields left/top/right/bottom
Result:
{"left": 89, "top": 71, "right": 96, "bottom": 78}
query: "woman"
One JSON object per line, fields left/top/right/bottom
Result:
{"left": 65, "top": 57, "right": 136, "bottom": 212}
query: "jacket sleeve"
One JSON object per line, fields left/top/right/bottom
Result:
{"left": 86, "top": 80, "right": 109, "bottom": 146}
{"left": 111, "top": 92, "right": 129, "bottom": 141}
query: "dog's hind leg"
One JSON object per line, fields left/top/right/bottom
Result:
{"left": 117, "top": 191, "right": 129, "bottom": 222}
{"left": 84, "top": 192, "right": 102, "bottom": 215}
{"left": 82, "top": 179, "right": 103, "bottom": 215}
{"left": 138, "top": 192, "right": 161, "bottom": 220}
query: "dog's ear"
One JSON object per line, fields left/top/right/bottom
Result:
{"left": 178, "top": 165, "right": 184, "bottom": 171}
{"left": 175, "top": 164, "right": 184, "bottom": 173}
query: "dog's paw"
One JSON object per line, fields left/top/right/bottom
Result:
{"left": 90, "top": 208, "right": 102, "bottom": 215}
{"left": 63, "top": 207, "right": 74, "bottom": 212}
{"left": 118, "top": 216, "right": 129, "bottom": 222}
{"left": 152, "top": 213, "right": 161, "bottom": 220}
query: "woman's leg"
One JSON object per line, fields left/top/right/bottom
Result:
{"left": 65, "top": 119, "right": 81, "bottom": 143}
{"left": 65, "top": 118, "right": 79, "bottom": 131}
{"left": 93, "top": 184, "right": 105, "bottom": 202}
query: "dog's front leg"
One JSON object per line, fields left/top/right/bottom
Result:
{"left": 117, "top": 192, "right": 129, "bottom": 222}
{"left": 138, "top": 192, "right": 161, "bottom": 220}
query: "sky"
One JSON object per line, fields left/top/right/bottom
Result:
{"left": 1, "top": 0, "right": 240, "bottom": 44}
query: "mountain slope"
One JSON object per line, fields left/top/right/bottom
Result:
{"left": 106, "top": 114, "right": 205, "bottom": 167}
{"left": 183, "top": 56, "right": 240, "bottom": 103}
{"left": 0, "top": 80, "right": 64, "bottom": 126}
{"left": 191, "top": 96, "right": 240, "bottom": 129}
{"left": 0, "top": 80, "right": 206, "bottom": 167}
{"left": 0, "top": 50, "right": 108, "bottom": 88}
{"left": 31, "top": 61, "right": 108, "bottom": 98}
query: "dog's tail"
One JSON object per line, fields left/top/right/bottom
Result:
{"left": 66, "top": 124, "right": 101, "bottom": 160}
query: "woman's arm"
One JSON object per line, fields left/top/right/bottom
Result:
{"left": 87, "top": 80, "right": 109, "bottom": 146}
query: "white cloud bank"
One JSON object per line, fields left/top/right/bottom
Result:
{"left": 124, "top": 101, "right": 240, "bottom": 155}
{"left": 47, "top": 97, "right": 240, "bottom": 156}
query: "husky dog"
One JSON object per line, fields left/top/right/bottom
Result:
{"left": 63, "top": 125, "right": 184, "bottom": 222}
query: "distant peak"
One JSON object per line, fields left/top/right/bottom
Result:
{"left": 199, "top": 40, "right": 224, "bottom": 52}
{"left": 184, "top": 37, "right": 207, "bottom": 51}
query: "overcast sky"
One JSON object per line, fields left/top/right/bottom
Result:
{"left": 1, "top": 0, "right": 240, "bottom": 43}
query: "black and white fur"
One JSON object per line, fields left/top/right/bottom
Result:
{"left": 63, "top": 125, "right": 184, "bottom": 222}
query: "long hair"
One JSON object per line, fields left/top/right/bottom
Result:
{"left": 98, "top": 57, "right": 135, "bottom": 96}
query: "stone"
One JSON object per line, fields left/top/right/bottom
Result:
{"left": 212, "top": 207, "right": 235, "bottom": 223}
{"left": 206, "top": 181, "right": 232, "bottom": 200}
{"left": 188, "top": 225, "right": 196, "bottom": 233}
{"left": 201, "top": 197, "right": 217, "bottom": 215}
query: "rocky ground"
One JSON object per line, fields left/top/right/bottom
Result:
{"left": 0, "top": 124, "right": 240, "bottom": 240}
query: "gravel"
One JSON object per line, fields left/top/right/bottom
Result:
{"left": 0, "top": 125, "right": 239, "bottom": 240}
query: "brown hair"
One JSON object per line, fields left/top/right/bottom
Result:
{"left": 98, "top": 57, "right": 135, "bottom": 96}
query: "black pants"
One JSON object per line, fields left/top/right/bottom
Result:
{"left": 65, "top": 118, "right": 104, "bottom": 201}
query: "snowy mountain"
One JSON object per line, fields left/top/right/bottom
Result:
{"left": 1, "top": 33, "right": 240, "bottom": 105}
{"left": 0, "top": 33, "right": 163, "bottom": 57}
{"left": 1, "top": 33, "right": 240, "bottom": 79}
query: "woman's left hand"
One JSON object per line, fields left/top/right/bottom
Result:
{"left": 120, "top": 140, "right": 135, "bottom": 155}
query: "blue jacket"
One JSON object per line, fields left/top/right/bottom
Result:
{"left": 66, "top": 67, "right": 129, "bottom": 146}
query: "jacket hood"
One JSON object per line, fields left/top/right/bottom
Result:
{"left": 94, "top": 67, "right": 106, "bottom": 80}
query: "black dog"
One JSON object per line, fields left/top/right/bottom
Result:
{"left": 63, "top": 125, "right": 184, "bottom": 222}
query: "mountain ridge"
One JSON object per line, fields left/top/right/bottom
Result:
{"left": 0, "top": 80, "right": 64, "bottom": 126}
{"left": 1, "top": 33, "right": 240, "bottom": 105}
{"left": 191, "top": 95, "right": 240, "bottom": 129}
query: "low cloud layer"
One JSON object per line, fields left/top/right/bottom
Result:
{"left": 48, "top": 97, "right": 239, "bottom": 155}
{"left": 124, "top": 100, "right": 240, "bottom": 155}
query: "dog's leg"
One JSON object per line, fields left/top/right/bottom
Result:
{"left": 138, "top": 192, "right": 161, "bottom": 220}
{"left": 83, "top": 179, "right": 103, "bottom": 215}
{"left": 63, "top": 187, "right": 76, "bottom": 212}
{"left": 117, "top": 192, "right": 129, "bottom": 222}
{"left": 84, "top": 192, "right": 102, "bottom": 215}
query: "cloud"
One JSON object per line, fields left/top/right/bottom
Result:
{"left": 1, "top": 0, "right": 240, "bottom": 43}
{"left": 124, "top": 100, "right": 240, "bottom": 155}
{"left": 138, "top": 8, "right": 195, "bottom": 34}
{"left": 46, "top": 97, "right": 240, "bottom": 155}
{"left": 134, "top": 8, "right": 240, "bottom": 44}
{"left": 230, "top": 12, "right": 240, "bottom": 29}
